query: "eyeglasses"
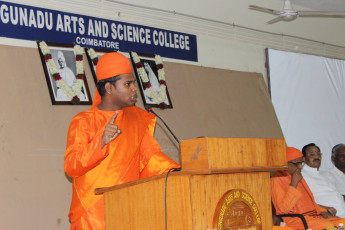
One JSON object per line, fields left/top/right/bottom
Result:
{"left": 307, "top": 152, "right": 322, "bottom": 157}
{"left": 288, "top": 161, "right": 304, "bottom": 166}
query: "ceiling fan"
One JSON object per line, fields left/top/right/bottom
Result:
{"left": 249, "top": 0, "right": 345, "bottom": 24}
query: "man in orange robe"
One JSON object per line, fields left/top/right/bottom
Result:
{"left": 271, "top": 147, "right": 345, "bottom": 230}
{"left": 64, "top": 52, "right": 180, "bottom": 230}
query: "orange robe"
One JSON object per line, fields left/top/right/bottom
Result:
{"left": 271, "top": 171, "right": 345, "bottom": 230}
{"left": 64, "top": 106, "right": 180, "bottom": 230}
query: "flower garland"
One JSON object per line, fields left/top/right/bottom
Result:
{"left": 39, "top": 41, "right": 85, "bottom": 104}
{"left": 87, "top": 48, "right": 98, "bottom": 66}
{"left": 131, "top": 52, "right": 168, "bottom": 109}
{"left": 326, "top": 227, "right": 338, "bottom": 230}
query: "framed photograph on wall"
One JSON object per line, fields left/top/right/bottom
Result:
{"left": 37, "top": 41, "right": 92, "bottom": 105}
{"left": 85, "top": 47, "right": 108, "bottom": 85}
{"left": 130, "top": 52, "right": 173, "bottom": 109}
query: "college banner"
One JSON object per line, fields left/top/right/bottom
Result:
{"left": 0, "top": 1, "right": 198, "bottom": 61}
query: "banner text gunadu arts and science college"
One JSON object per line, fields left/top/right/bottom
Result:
{"left": 0, "top": 1, "right": 198, "bottom": 61}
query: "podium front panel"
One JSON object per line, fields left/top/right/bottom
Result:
{"left": 103, "top": 171, "right": 272, "bottom": 230}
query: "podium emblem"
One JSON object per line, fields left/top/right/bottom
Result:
{"left": 213, "top": 189, "right": 262, "bottom": 230}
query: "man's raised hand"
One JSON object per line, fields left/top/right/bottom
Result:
{"left": 101, "top": 111, "right": 121, "bottom": 149}
{"left": 290, "top": 168, "right": 303, "bottom": 188}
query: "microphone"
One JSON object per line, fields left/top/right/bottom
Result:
{"left": 144, "top": 105, "right": 180, "bottom": 143}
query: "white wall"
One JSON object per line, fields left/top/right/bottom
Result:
{"left": 5, "top": 0, "right": 345, "bottom": 84}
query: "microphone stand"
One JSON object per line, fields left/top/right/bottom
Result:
{"left": 144, "top": 105, "right": 180, "bottom": 143}
{"left": 144, "top": 106, "right": 182, "bottom": 230}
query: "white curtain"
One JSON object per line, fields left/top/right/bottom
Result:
{"left": 268, "top": 48, "right": 345, "bottom": 171}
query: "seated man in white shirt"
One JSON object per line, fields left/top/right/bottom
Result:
{"left": 322, "top": 144, "right": 345, "bottom": 201}
{"left": 301, "top": 143, "right": 345, "bottom": 218}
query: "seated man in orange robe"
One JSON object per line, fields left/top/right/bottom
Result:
{"left": 271, "top": 147, "right": 345, "bottom": 230}
{"left": 64, "top": 52, "right": 180, "bottom": 230}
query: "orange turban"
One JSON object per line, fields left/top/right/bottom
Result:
{"left": 286, "top": 147, "right": 303, "bottom": 162}
{"left": 92, "top": 52, "right": 133, "bottom": 107}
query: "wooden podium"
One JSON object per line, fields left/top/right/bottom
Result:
{"left": 95, "top": 137, "right": 286, "bottom": 230}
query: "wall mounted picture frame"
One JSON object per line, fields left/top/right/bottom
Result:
{"left": 84, "top": 47, "right": 108, "bottom": 85}
{"left": 130, "top": 52, "right": 173, "bottom": 109}
{"left": 37, "top": 41, "right": 92, "bottom": 105}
